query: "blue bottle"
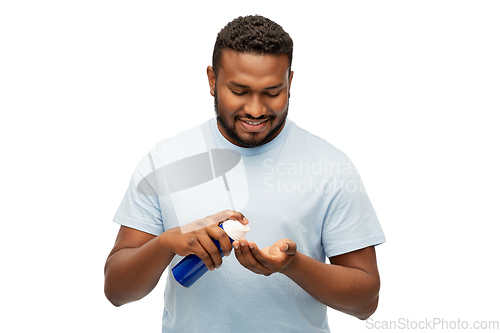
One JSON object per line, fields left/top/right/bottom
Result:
{"left": 172, "top": 220, "right": 250, "bottom": 287}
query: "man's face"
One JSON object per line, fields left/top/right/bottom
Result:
{"left": 207, "top": 49, "right": 293, "bottom": 148}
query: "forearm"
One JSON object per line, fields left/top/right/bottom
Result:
{"left": 280, "top": 252, "right": 380, "bottom": 320}
{"left": 104, "top": 236, "right": 174, "bottom": 307}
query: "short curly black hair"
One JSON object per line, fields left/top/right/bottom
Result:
{"left": 212, "top": 15, "right": 293, "bottom": 76}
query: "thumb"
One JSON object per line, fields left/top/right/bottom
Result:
{"left": 280, "top": 240, "right": 296, "bottom": 255}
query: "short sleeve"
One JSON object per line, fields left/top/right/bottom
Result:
{"left": 113, "top": 154, "right": 164, "bottom": 236}
{"left": 321, "top": 155, "right": 385, "bottom": 257}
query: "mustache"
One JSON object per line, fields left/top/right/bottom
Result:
{"left": 235, "top": 114, "right": 275, "bottom": 121}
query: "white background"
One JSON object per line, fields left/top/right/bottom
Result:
{"left": 1, "top": 1, "right": 499, "bottom": 332}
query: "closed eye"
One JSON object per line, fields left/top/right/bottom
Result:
{"left": 230, "top": 89, "right": 247, "bottom": 96}
{"left": 265, "top": 92, "right": 280, "bottom": 97}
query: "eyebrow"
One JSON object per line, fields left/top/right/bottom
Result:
{"left": 229, "top": 81, "right": 285, "bottom": 90}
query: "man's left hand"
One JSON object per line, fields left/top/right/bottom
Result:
{"left": 232, "top": 238, "right": 297, "bottom": 276}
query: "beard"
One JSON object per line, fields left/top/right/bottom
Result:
{"left": 214, "top": 86, "right": 289, "bottom": 148}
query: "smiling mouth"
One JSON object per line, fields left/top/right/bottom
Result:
{"left": 241, "top": 119, "right": 268, "bottom": 125}
{"left": 238, "top": 118, "right": 269, "bottom": 132}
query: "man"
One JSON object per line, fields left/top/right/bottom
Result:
{"left": 105, "top": 15, "right": 385, "bottom": 332}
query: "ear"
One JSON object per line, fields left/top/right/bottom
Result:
{"left": 288, "top": 70, "right": 294, "bottom": 98}
{"left": 207, "top": 66, "right": 216, "bottom": 97}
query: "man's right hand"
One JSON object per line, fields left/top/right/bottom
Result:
{"left": 159, "top": 210, "right": 248, "bottom": 271}
{"left": 105, "top": 209, "right": 247, "bottom": 306}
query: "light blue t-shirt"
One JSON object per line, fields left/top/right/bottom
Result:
{"left": 114, "top": 118, "right": 385, "bottom": 333}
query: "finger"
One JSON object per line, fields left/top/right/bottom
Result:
{"left": 180, "top": 210, "right": 248, "bottom": 234}
{"left": 233, "top": 239, "right": 258, "bottom": 271}
{"left": 233, "top": 239, "right": 252, "bottom": 266}
{"left": 206, "top": 224, "right": 232, "bottom": 257}
{"left": 209, "top": 209, "right": 248, "bottom": 225}
{"left": 233, "top": 240, "right": 246, "bottom": 265}
{"left": 196, "top": 236, "right": 222, "bottom": 270}
{"left": 280, "top": 239, "right": 297, "bottom": 255}
{"left": 248, "top": 242, "right": 272, "bottom": 264}
{"left": 236, "top": 239, "right": 272, "bottom": 275}
{"left": 227, "top": 210, "right": 249, "bottom": 225}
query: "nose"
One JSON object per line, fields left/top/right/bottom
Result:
{"left": 243, "top": 95, "right": 267, "bottom": 118}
